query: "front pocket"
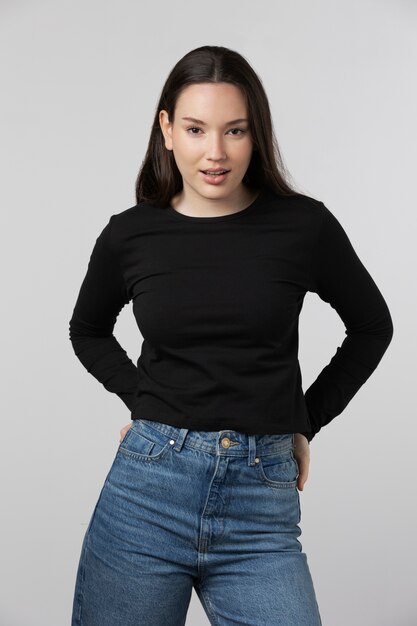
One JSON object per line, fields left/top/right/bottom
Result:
{"left": 118, "top": 420, "right": 173, "bottom": 462}
{"left": 256, "top": 448, "right": 299, "bottom": 489}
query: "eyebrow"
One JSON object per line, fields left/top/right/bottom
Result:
{"left": 181, "top": 116, "right": 249, "bottom": 126}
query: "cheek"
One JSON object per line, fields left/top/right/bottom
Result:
{"left": 232, "top": 141, "right": 253, "bottom": 165}
{"left": 173, "top": 141, "right": 202, "bottom": 169}
{"left": 171, "top": 148, "right": 189, "bottom": 174}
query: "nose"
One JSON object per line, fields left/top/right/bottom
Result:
{"left": 206, "top": 133, "right": 227, "bottom": 160}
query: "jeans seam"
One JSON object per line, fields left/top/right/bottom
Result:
{"left": 73, "top": 537, "right": 87, "bottom": 625}
{"left": 199, "top": 587, "right": 220, "bottom": 626}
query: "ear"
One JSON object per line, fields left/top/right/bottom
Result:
{"left": 159, "top": 110, "right": 173, "bottom": 151}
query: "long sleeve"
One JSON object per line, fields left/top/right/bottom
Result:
{"left": 301, "top": 202, "right": 394, "bottom": 443}
{"left": 68, "top": 215, "right": 140, "bottom": 411}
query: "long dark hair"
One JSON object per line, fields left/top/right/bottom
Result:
{"left": 135, "top": 45, "right": 303, "bottom": 206}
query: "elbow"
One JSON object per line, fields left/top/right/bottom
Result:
{"left": 383, "top": 306, "right": 394, "bottom": 345}
{"left": 376, "top": 309, "right": 394, "bottom": 356}
{"left": 372, "top": 301, "right": 394, "bottom": 346}
{"left": 68, "top": 316, "right": 79, "bottom": 342}
{"left": 68, "top": 316, "right": 89, "bottom": 345}
{"left": 68, "top": 318, "right": 74, "bottom": 342}
{"left": 68, "top": 314, "right": 113, "bottom": 341}
{"left": 385, "top": 317, "right": 394, "bottom": 347}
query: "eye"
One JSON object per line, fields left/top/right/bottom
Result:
{"left": 185, "top": 127, "right": 247, "bottom": 136}
{"left": 228, "top": 128, "right": 246, "bottom": 136}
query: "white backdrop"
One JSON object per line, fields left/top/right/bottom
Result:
{"left": 1, "top": 1, "right": 415, "bottom": 624}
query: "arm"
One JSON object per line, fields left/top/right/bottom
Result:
{"left": 301, "top": 202, "right": 394, "bottom": 443}
{"left": 68, "top": 216, "right": 140, "bottom": 411}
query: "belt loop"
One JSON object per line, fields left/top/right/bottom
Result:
{"left": 248, "top": 434, "right": 257, "bottom": 466}
{"left": 173, "top": 427, "right": 189, "bottom": 452}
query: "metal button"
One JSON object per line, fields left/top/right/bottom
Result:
{"left": 169, "top": 439, "right": 175, "bottom": 445}
{"left": 255, "top": 457, "right": 260, "bottom": 463}
{"left": 221, "top": 437, "right": 231, "bottom": 448}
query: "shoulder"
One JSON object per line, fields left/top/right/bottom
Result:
{"left": 275, "top": 191, "right": 347, "bottom": 236}
{"left": 264, "top": 187, "right": 323, "bottom": 211}
{"left": 106, "top": 201, "right": 158, "bottom": 238}
{"left": 110, "top": 201, "right": 151, "bottom": 226}
{"left": 92, "top": 202, "right": 154, "bottom": 258}
{"left": 263, "top": 188, "right": 327, "bottom": 231}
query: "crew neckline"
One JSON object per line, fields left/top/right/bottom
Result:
{"left": 165, "top": 188, "right": 267, "bottom": 223}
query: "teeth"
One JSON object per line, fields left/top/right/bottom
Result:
{"left": 204, "top": 170, "right": 227, "bottom": 175}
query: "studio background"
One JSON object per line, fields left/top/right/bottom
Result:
{"left": 1, "top": 1, "right": 415, "bottom": 624}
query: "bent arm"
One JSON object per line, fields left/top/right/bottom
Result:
{"left": 68, "top": 216, "right": 140, "bottom": 411}
{"left": 301, "top": 202, "right": 394, "bottom": 443}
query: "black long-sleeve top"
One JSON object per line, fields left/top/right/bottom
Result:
{"left": 68, "top": 187, "right": 394, "bottom": 442}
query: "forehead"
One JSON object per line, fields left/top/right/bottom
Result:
{"left": 175, "top": 83, "right": 247, "bottom": 118}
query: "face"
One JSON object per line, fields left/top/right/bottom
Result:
{"left": 159, "top": 82, "right": 254, "bottom": 205}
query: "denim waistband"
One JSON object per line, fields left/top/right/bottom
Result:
{"left": 137, "top": 418, "right": 295, "bottom": 467}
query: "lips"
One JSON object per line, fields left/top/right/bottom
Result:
{"left": 200, "top": 170, "right": 230, "bottom": 185}
{"left": 201, "top": 169, "right": 230, "bottom": 175}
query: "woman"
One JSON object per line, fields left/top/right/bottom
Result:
{"left": 69, "top": 45, "right": 393, "bottom": 625}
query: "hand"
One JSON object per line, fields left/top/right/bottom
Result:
{"left": 293, "top": 433, "right": 310, "bottom": 491}
{"left": 119, "top": 421, "right": 133, "bottom": 443}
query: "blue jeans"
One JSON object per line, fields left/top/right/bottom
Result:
{"left": 71, "top": 418, "right": 322, "bottom": 625}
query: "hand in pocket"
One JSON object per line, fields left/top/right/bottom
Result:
{"left": 119, "top": 421, "right": 133, "bottom": 443}
{"left": 293, "top": 433, "right": 310, "bottom": 491}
